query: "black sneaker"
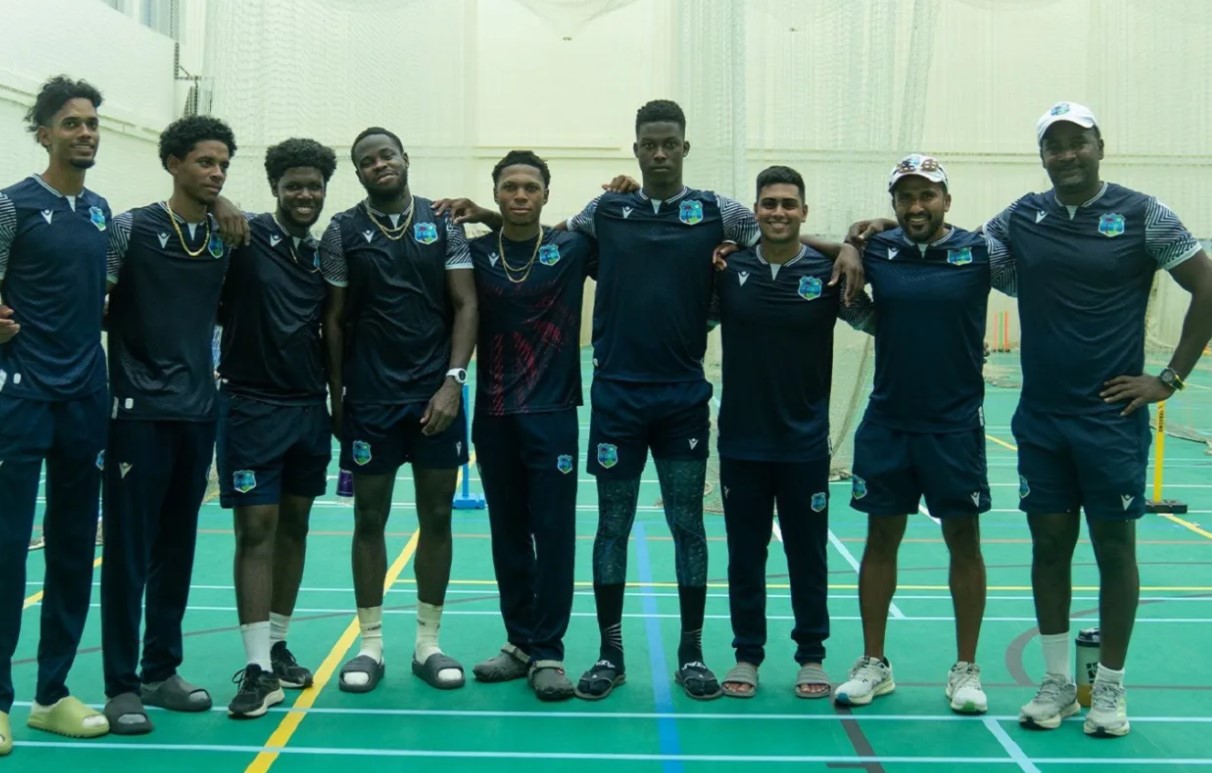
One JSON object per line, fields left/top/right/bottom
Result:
{"left": 228, "top": 664, "right": 285, "bottom": 718}
{"left": 271, "top": 641, "right": 314, "bottom": 689}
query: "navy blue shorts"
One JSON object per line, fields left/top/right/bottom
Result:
{"left": 216, "top": 391, "right": 331, "bottom": 508}
{"left": 587, "top": 378, "right": 711, "bottom": 479}
{"left": 341, "top": 400, "right": 469, "bottom": 474}
{"left": 850, "top": 419, "right": 991, "bottom": 518}
{"left": 1012, "top": 404, "right": 1150, "bottom": 520}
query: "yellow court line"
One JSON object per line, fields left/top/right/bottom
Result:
{"left": 1161, "top": 513, "right": 1212, "bottom": 542}
{"left": 395, "top": 578, "right": 1212, "bottom": 593}
{"left": 23, "top": 557, "right": 103, "bottom": 610}
{"left": 245, "top": 529, "right": 420, "bottom": 773}
{"left": 985, "top": 433, "right": 1018, "bottom": 452}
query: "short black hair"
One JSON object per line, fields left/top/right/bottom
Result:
{"left": 264, "top": 138, "right": 337, "bottom": 188}
{"left": 491, "top": 150, "right": 550, "bottom": 188}
{"left": 635, "top": 99, "right": 686, "bottom": 135}
{"left": 350, "top": 126, "right": 404, "bottom": 162}
{"left": 755, "top": 165, "right": 805, "bottom": 201}
{"left": 25, "top": 75, "right": 103, "bottom": 137}
{"left": 158, "top": 115, "right": 237, "bottom": 170}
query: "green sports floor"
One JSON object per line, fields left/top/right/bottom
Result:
{"left": 10, "top": 349, "right": 1212, "bottom": 772}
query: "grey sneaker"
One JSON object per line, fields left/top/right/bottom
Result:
{"left": 1019, "top": 672, "right": 1080, "bottom": 729}
{"left": 1083, "top": 681, "right": 1130, "bottom": 737}
{"left": 833, "top": 656, "right": 895, "bottom": 706}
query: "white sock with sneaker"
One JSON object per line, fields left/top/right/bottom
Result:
{"left": 269, "top": 612, "right": 290, "bottom": 647}
{"left": 1040, "top": 631, "right": 1071, "bottom": 680}
{"left": 241, "top": 621, "right": 272, "bottom": 672}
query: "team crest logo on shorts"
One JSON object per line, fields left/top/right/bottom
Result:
{"left": 678, "top": 200, "right": 703, "bottom": 226}
{"left": 95, "top": 450, "right": 105, "bottom": 471}
{"left": 556, "top": 454, "right": 573, "bottom": 474}
{"left": 947, "top": 247, "right": 973, "bottom": 266}
{"left": 538, "top": 244, "right": 561, "bottom": 266}
{"left": 797, "top": 275, "right": 823, "bottom": 301}
{"left": 1098, "top": 213, "right": 1125, "bottom": 238}
{"left": 414, "top": 222, "right": 439, "bottom": 245}
{"left": 596, "top": 443, "right": 619, "bottom": 469}
{"left": 233, "top": 469, "right": 257, "bottom": 494}
{"left": 1019, "top": 475, "right": 1030, "bottom": 499}
{"left": 851, "top": 475, "right": 868, "bottom": 500}
{"left": 207, "top": 231, "right": 225, "bottom": 258}
{"left": 810, "top": 491, "right": 828, "bottom": 512}
{"left": 89, "top": 206, "right": 107, "bottom": 231}
{"left": 352, "top": 440, "right": 373, "bottom": 466}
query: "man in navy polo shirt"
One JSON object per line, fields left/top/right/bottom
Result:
{"left": 0, "top": 75, "right": 111, "bottom": 749}
{"left": 712, "top": 165, "right": 872, "bottom": 700}
{"left": 991, "top": 103, "right": 1212, "bottom": 737}
{"left": 102, "top": 116, "right": 237, "bottom": 734}
{"left": 834, "top": 154, "right": 1015, "bottom": 715}
{"left": 322, "top": 127, "right": 477, "bottom": 693}
{"left": 217, "top": 138, "right": 337, "bottom": 718}
{"left": 466, "top": 150, "right": 596, "bottom": 701}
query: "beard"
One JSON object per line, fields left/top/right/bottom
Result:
{"left": 363, "top": 168, "right": 408, "bottom": 203}
{"left": 69, "top": 158, "right": 96, "bottom": 170}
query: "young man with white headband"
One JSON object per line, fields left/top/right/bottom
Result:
{"left": 834, "top": 153, "right": 1016, "bottom": 714}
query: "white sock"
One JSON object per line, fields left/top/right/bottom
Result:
{"left": 416, "top": 602, "right": 460, "bottom": 682}
{"left": 356, "top": 606, "right": 384, "bottom": 662}
{"left": 1040, "top": 631, "right": 1071, "bottom": 680}
{"left": 269, "top": 612, "right": 290, "bottom": 647}
{"left": 342, "top": 606, "right": 384, "bottom": 688}
{"left": 1095, "top": 663, "right": 1124, "bottom": 687}
{"left": 240, "top": 620, "right": 272, "bottom": 671}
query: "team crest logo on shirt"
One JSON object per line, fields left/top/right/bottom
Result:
{"left": 207, "top": 231, "right": 225, "bottom": 258}
{"left": 678, "top": 200, "right": 703, "bottom": 226}
{"left": 947, "top": 247, "right": 974, "bottom": 266}
{"left": 1098, "top": 213, "right": 1125, "bottom": 238}
{"left": 95, "top": 450, "right": 105, "bottom": 471}
{"left": 851, "top": 475, "right": 868, "bottom": 500}
{"left": 1019, "top": 475, "right": 1030, "bottom": 499}
{"left": 89, "top": 206, "right": 107, "bottom": 231}
{"left": 352, "top": 440, "right": 373, "bottom": 466}
{"left": 233, "top": 469, "right": 257, "bottom": 494}
{"left": 797, "top": 275, "right": 823, "bottom": 301}
{"left": 539, "top": 244, "right": 561, "bottom": 266}
{"left": 414, "top": 222, "right": 439, "bottom": 245}
{"left": 810, "top": 491, "right": 827, "bottom": 513}
{"left": 596, "top": 443, "right": 619, "bottom": 469}
{"left": 556, "top": 454, "right": 574, "bottom": 474}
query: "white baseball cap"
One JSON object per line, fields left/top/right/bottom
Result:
{"left": 1036, "top": 102, "right": 1098, "bottom": 143}
{"left": 887, "top": 153, "right": 948, "bottom": 192}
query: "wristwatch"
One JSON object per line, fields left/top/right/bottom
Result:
{"left": 1158, "top": 367, "right": 1185, "bottom": 392}
{"left": 446, "top": 367, "right": 468, "bottom": 385}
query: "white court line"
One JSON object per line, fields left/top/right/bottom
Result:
{"left": 983, "top": 717, "right": 1043, "bottom": 773}
{"left": 9, "top": 739, "right": 1212, "bottom": 766}
{"left": 826, "top": 528, "right": 907, "bottom": 619}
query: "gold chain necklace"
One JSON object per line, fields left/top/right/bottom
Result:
{"left": 497, "top": 228, "right": 543, "bottom": 284}
{"left": 362, "top": 198, "right": 414, "bottom": 241}
{"left": 273, "top": 215, "right": 319, "bottom": 273}
{"left": 163, "top": 201, "right": 211, "bottom": 257}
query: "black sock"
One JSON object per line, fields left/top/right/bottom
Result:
{"left": 677, "top": 584, "right": 707, "bottom": 665}
{"left": 594, "top": 582, "right": 626, "bottom": 671}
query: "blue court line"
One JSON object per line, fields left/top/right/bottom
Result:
{"left": 634, "top": 522, "right": 683, "bottom": 773}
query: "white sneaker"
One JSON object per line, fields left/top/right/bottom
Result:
{"left": 1018, "top": 672, "right": 1080, "bottom": 729}
{"left": 946, "top": 661, "right": 987, "bottom": 714}
{"left": 1083, "top": 680, "right": 1130, "bottom": 737}
{"left": 833, "top": 656, "right": 895, "bottom": 706}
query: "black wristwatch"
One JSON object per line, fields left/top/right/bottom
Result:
{"left": 446, "top": 367, "right": 468, "bottom": 385}
{"left": 1159, "top": 367, "right": 1185, "bottom": 392}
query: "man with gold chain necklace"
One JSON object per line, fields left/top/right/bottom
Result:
{"left": 215, "top": 138, "right": 337, "bottom": 718}
{"left": 101, "top": 116, "right": 237, "bottom": 734}
{"left": 462, "top": 151, "right": 597, "bottom": 701}
{"left": 321, "top": 127, "right": 478, "bottom": 692}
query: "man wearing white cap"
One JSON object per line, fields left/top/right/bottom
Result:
{"left": 987, "top": 102, "right": 1212, "bottom": 737}
{"left": 834, "top": 154, "right": 1016, "bottom": 714}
